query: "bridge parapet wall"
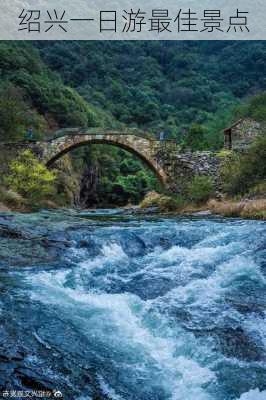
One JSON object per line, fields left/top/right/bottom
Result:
{"left": 0, "top": 135, "right": 221, "bottom": 194}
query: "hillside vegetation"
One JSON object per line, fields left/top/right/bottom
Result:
{"left": 37, "top": 41, "right": 266, "bottom": 147}
{"left": 0, "top": 42, "right": 109, "bottom": 141}
{"left": 0, "top": 41, "right": 265, "bottom": 210}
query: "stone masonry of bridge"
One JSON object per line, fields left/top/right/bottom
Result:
{"left": 0, "top": 130, "right": 221, "bottom": 193}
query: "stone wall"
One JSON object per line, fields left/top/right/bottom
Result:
{"left": 0, "top": 136, "right": 222, "bottom": 195}
{"left": 156, "top": 148, "right": 220, "bottom": 192}
{"left": 225, "top": 118, "right": 262, "bottom": 150}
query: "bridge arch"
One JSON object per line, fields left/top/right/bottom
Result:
{"left": 42, "top": 132, "right": 168, "bottom": 186}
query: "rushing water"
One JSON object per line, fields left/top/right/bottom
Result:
{"left": 0, "top": 209, "right": 265, "bottom": 400}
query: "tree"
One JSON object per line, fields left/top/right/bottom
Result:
{"left": 0, "top": 82, "right": 46, "bottom": 142}
{"left": 186, "top": 176, "right": 215, "bottom": 204}
{"left": 182, "top": 123, "right": 208, "bottom": 151}
{"left": 5, "top": 150, "right": 57, "bottom": 203}
{"left": 221, "top": 133, "right": 266, "bottom": 196}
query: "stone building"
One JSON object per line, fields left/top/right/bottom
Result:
{"left": 224, "top": 118, "right": 262, "bottom": 150}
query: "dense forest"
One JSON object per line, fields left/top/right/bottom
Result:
{"left": 37, "top": 41, "right": 266, "bottom": 145}
{"left": 0, "top": 41, "right": 265, "bottom": 207}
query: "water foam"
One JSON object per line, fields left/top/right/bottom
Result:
{"left": 238, "top": 389, "right": 266, "bottom": 400}
{"left": 21, "top": 216, "right": 265, "bottom": 400}
{"left": 79, "top": 242, "right": 128, "bottom": 271}
{"left": 159, "top": 254, "right": 265, "bottom": 309}
{"left": 28, "top": 267, "right": 215, "bottom": 400}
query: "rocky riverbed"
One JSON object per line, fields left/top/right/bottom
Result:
{"left": 0, "top": 209, "right": 265, "bottom": 399}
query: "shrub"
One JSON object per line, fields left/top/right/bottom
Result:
{"left": 186, "top": 176, "right": 215, "bottom": 204}
{"left": 216, "top": 149, "right": 233, "bottom": 159}
{"left": 140, "top": 191, "right": 185, "bottom": 212}
{"left": 208, "top": 199, "right": 245, "bottom": 217}
{"left": 140, "top": 191, "right": 161, "bottom": 208}
{"left": 0, "top": 187, "right": 25, "bottom": 208}
{"left": 158, "top": 195, "right": 185, "bottom": 211}
{"left": 235, "top": 92, "right": 266, "bottom": 123}
{"left": 248, "top": 182, "right": 266, "bottom": 198}
{"left": 0, "top": 82, "right": 46, "bottom": 142}
{"left": 221, "top": 133, "right": 266, "bottom": 196}
{"left": 241, "top": 199, "right": 266, "bottom": 219}
{"left": 208, "top": 199, "right": 266, "bottom": 220}
{"left": 5, "top": 150, "right": 57, "bottom": 204}
{"left": 182, "top": 123, "right": 208, "bottom": 151}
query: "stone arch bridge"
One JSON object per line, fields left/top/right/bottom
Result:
{"left": 1, "top": 129, "right": 220, "bottom": 193}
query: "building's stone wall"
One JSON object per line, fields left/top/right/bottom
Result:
{"left": 225, "top": 118, "right": 262, "bottom": 150}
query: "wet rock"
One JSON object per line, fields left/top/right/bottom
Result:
{"left": 214, "top": 327, "right": 264, "bottom": 361}
{"left": 124, "top": 275, "right": 175, "bottom": 300}
{"left": 173, "top": 308, "right": 192, "bottom": 323}
{"left": 191, "top": 210, "right": 212, "bottom": 216}
{"left": 188, "top": 325, "right": 265, "bottom": 362}
{"left": 0, "top": 348, "right": 25, "bottom": 362}
{"left": 0, "top": 224, "right": 28, "bottom": 239}
{"left": 225, "top": 292, "right": 266, "bottom": 317}
{"left": 120, "top": 233, "right": 146, "bottom": 257}
{"left": 229, "top": 300, "right": 265, "bottom": 317}
{"left": 41, "top": 238, "right": 73, "bottom": 249}
{"left": 124, "top": 206, "right": 160, "bottom": 215}
{"left": 15, "top": 367, "right": 55, "bottom": 391}
{"left": 78, "top": 239, "right": 91, "bottom": 248}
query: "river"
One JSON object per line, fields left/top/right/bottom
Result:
{"left": 0, "top": 209, "right": 265, "bottom": 400}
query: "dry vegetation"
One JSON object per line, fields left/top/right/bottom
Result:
{"left": 140, "top": 191, "right": 185, "bottom": 212}
{"left": 140, "top": 191, "right": 266, "bottom": 220}
{"left": 208, "top": 199, "right": 266, "bottom": 220}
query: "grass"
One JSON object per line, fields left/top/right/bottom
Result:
{"left": 0, "top": 202, "right": 10, "bottom": 211}
{"left": 208, "top": 199, "right": 266, "bottom": 220}
{"left": 0, "top": 187, "right": 26, "bottom": 209}
{"left": 140, "top": 191, "right": 266, "bottom": 220}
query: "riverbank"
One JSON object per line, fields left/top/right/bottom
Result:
{"left": 139, "top": 191, "right": 266, "bottom": 220}
{"left": 0, "top": 202, "right": 10, "bottom": 212}
{"left": 1, "top": 189, "right": 265, "bottom": 220}
{"left": 206, "top": 198, "right": 266, "bottom": 220}
{"left": 0, "top": 187, "right": 60, "bottom": 213}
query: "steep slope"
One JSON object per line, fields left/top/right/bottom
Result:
{"left": 37, "top": 41, "right": 266, "bottom": 145}
{"left": 0, "top": 42, "right": 157, "bottom": 207}
{"left": 0, "top": 41, "right": 117, "bottom": 142}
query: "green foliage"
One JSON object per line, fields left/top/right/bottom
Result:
{"left": 38, "top": 41, "right": 266, "bottom": 144}
{"left": 75, "top": 145, "right": 159, "bottom": 207}
{"left": 234, "top": 92, "right": 266, "bottom": 123}
{"left": 186, "top": 176, "right": 215, "bottom": 204}
{"left": 5, "top": 150, "right": 57, "bottom": 203}
{"left": 217, "top": 149, "right": 233, "bottom": 158}
{"left": 0, "top": 41, "right": 266, "bottom": 207}
{"left": 13, "top": 67, "right": 99, "bottom": 129}
{"left": 0, "top": 42, "right": 111, "bottom": 143}
{"left": 157, "top": 195, "right": 185, "bottom": 211}
{"left": 248, "top": 182, "right": 266, "bottom": 197}
{"left": 140, "top": 191, "right": 185, "bottom": 211}
{"left": 112, "top": 170, "right": 156, "bottom": 205}
{"left": 221, "top": 133, "right": 266, "bottom": 196}
{"left": 182, "top": 124, "right": 208, "bottom": 151}
{"left": 0, "top": 82, "right": 46, "bottom": 141}
{"left": 221, "top": 93, "right": 266, "bottom": 197}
